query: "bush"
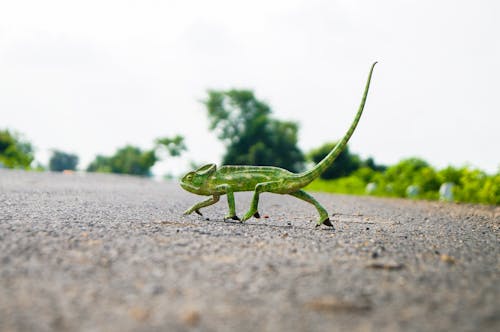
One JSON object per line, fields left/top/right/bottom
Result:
{"left": 0, "top": 129, "right": 34, "bottom": 169}
{"left": 306, "top": 157, "right": 499, "bottom": 205}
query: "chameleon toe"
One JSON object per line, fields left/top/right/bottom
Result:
{"left": 231, "top": 215, "right": 240, "bottom": 221}
{"left": 253, "top": 212, "right": 261, "bottom": 218}
{"left": 195, "top": 209, "right": 203, "bottom": 216}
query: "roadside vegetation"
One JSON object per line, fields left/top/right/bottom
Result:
{"left": 0, "top": 129, "right": 34, "bottom": 169}
{"left": 306, "top": 158, "right": 500, "bottom": 205}
{"left": 2, "top": 89, "right": 498, "bottom": 205}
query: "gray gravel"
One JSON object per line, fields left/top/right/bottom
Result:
{"left": 0, "top": 169, "right": 499, "bottom": 332}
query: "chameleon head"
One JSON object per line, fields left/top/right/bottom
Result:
{"left": 180, "top": 163, "right": 217, "bottom": 195}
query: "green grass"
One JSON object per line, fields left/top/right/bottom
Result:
{"left": 305, "top": 166, "right": 500, "bottom": 206}
{"left": 305, "top": 177, "right": 367, "bottom": 195}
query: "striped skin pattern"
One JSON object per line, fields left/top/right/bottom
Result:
{"left": 181, "top": 62, "right": 377, "bottom": 227}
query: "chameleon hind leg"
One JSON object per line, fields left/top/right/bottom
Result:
{"left": 241, "top": 181, "right": 280, "bottom": 222}
{"left": 183, "top": 195, "right": 220, "bottom": 216}
{"left": 289, "top": 190, "right": 333, "bottom": 227}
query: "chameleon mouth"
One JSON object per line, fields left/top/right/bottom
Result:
{"left": 180, "top": 182, "right": 200, "bottom": 193}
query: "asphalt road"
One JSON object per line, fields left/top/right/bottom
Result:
{"left": 0, "top": 169, "right": 498, "bottom": 332}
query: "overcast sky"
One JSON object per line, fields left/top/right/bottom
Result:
{"left": 1, "top": 0, "right": 499, "bottom": 176}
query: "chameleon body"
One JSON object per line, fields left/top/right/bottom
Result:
{"left": 181, "top": 62, "right": 377, "bottom": 227}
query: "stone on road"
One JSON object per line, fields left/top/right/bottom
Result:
{"left": 0, "top": 169, "right": 498, "bottom": 331}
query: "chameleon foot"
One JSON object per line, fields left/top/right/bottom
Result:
{"left": 253, "top": 212, "right": 261, "bottom": 218}
{"left": 195, "top": 209, "right": 203, "bottom": 216}
{"left": 183, "top": 209, "right": 194, "bottom": 215}
{"left": 323, "top": 218, "right": 333, "bottom": 227}
{"left": 316, "top": 217, "right": 334, "bottom": 228}
{"left": 241, "top": 211, "right": 255, "bottom": 222}
{"left": 224, "top": 214, "right": 240, "bottom": 221}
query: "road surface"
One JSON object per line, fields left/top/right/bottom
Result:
{"left": 0, "top": 169, "right": 498, "bottom": 331}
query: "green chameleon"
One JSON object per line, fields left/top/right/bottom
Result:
{"left": 181, "top": 62, "right": 377, "bottom": 227}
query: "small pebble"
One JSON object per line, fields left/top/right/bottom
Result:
{"left": 440, "top": 254, "right": 456, "bottom": 264}
{"left": 182, "top": 309, "right": 201, "bottom": 326}
{"left": 129, "top": 307, "right": 150, "bottom": 322}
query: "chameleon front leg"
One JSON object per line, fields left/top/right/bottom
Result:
{"left": 241, "top": 181, "right": 279, "bottom": 222}
{"left": 289, "top": 190, "right": 333, "bottom": 227}
{"left": 183, "top": 195, "right": 220, "bottom": 216}
{"left": 215, "top": 184, "right": 240, "bottom": 220}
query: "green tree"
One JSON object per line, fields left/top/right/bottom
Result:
{"left": 87, "top": 135, "right": 186, "bottom": 176}
{"left": 0, "top": 129, "right": 34, "bottom": 169}
{"left": 204, "top": 89, "right": 304, "bottom": 172}
{"left": 87, "top": 145, "right": 157, "bottom": 176}
{"left": 364, "top": 157, "right": 387, "bottom": 172}
{"left": 307, "top": 142, "right": 361, "bottom": 179}
{"left": 49, "top": 150, "right": 79, "bottom": 172}
{"left": 155, "top": 135, "right": 187, "bottom": 157}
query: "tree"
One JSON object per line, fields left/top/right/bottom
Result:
{"left": 364, "top": 157, "right": 387, "bottom": 172}
{"left": 204, "top": 89, "right": 304, "bottom": 172}
{"left": 86, "top": 155, "right": 112, "bottom": 173}
{"left": 0, "top": 129, "right": 34, "bottom": 169}
{"left": 87, "top": 135, "right": 186, "bottom": 176}
{"left": 155, "top": 135, "right": 187, "bottom": 157}
{"left": 87, "top": 145, "right": 157, "bottom": 176}
{"left": 49, "top": 150, "right": 79, "bottom": 172}
{"left": 307, "top": 142, "right": 362, "bottom": 179}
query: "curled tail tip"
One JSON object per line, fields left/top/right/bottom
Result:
{"left": 372, "top": 61, "right": 378, "bottom": 68}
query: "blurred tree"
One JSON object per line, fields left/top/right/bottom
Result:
{"left": 155, "top": 135, "right": 187, "bottom": 157}
{"left": 0, "top": 129, "right": 34, "bottom": 169}
{"left": 87, "top": 135, "right": 186, "bottom": 177}
{"left": 307, "top": 142, "right": 362, "bottom": 179}
{"left": 49, "top": 150, "right": 79, "bottom": 172}
{"left": 86, "top": 155, "right": 112, "bottom": 173}
{"left": 363, "top": 157, "right": 387, "bottom": 172}
{"left": 204, "top": 89, "right": 304, "bottom": 172}
{"left": 87, "top": 145, "right": 157, "bottom": 176}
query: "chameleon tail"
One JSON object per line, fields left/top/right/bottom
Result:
{"left": 296, "top": 62, "right": 377, "bottom": 185}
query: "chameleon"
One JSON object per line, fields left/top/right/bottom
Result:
{"left": 180, "top": 62, "right": 377, "bottom": 227}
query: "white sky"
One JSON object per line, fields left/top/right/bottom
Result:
{"left": 1, "top": 0, "right": 499, "bottom": 176}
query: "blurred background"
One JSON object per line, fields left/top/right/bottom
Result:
{"left": 1, "top": 0, "right": 498, "bottom": 204}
